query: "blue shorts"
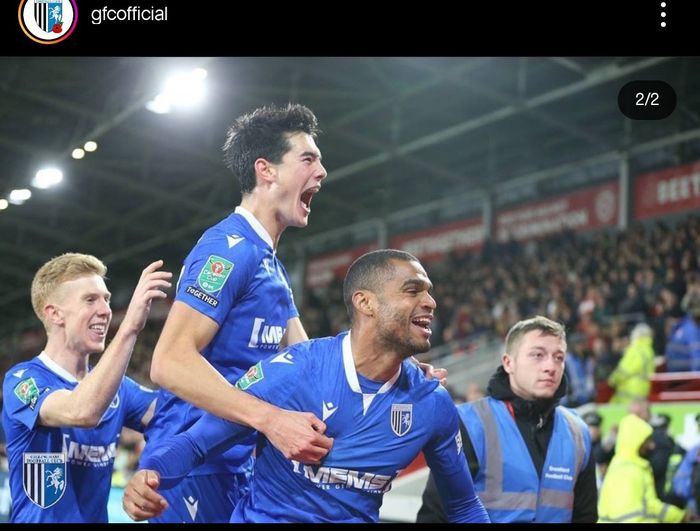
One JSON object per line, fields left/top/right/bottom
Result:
{"left": 149, "top": 466, "right": 252, "bottom": 523}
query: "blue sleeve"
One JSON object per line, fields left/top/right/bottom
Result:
{"left": 141, "top": 415, "right": 254, "bottom": 489}
{"left": 141, "top": 346, "right": 310, "bottom": 488}
{"left": 2, "top": 368, "right": 54, "bottom": 431}
{"left": 175, "top": 232, "right": 257, "bottom": 326}
{"left": 121, "top": 376, "right": 156, "bottom": 432}
{"left": 423, "top": 388, "right": 490, "bottom": 523}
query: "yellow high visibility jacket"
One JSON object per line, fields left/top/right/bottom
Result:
{"left": 598, "top": 414, "right": 686, "bottom": 523}
{"left": 608, "top": 336, "right": 655, "bottom": 404}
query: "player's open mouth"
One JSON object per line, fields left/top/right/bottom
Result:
{"left": 411, "top": 316, "right": 432, "bottom": 336}
{"left": 88, "top": 322, "right": 108, "bottom": 338}
{"left": 300, "top": 186, "right": 320, "bottom": 214}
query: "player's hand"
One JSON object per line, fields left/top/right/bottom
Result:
{"left": 412, "top": 357, "right": 448, "bottom": 386}
{"left": 121, "top": 260, "right": 173, "bottom": 335}
{"left": 122, "top": 469, "right": 168, "bottom": 521}
{"left": 262, "top": 409, "right": 334, "bottom": 465}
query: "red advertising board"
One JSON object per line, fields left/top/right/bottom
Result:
{"left": 390, "top": 218, "right": 484, "bottom": 263}
{"left": 496, "top": 182, "right": 619, "bottom": 242}
{"left": 634, "top": 160, "right": 700, "bottom": 220}
{"left": 304, "top": 243, "right": 377, "bottom": 288}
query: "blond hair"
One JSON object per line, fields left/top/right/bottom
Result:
{"left": 505, "top": 315, "right": 566, "bottom": 356}
{"left": 31, "top": 253, "right": 107, "bottom": 329}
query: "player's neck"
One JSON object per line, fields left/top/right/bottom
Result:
{"left": 239, "top": 196, "right": 283, "bottom": 249}
{"left": 43, "top": 336, "right": 90, "bottom": 380}
{"left": 350, "top": 329, "right": 403, "bottom": 382}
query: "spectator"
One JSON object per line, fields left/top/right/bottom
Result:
{"left": 648, "top": 413, "right": 686, "bottom": 500}
{"left": 608, "top": 323, "right": 656, "bottom": 404}
{"left": 598, "top": 414, "right": 688, "bottom": 523}
{"left": 665, "top": 289, "right": 700, "bottom": 371}
{"left": 563, "top": 333, "right": 595, "bottom": 407}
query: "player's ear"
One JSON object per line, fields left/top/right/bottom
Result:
{"left": 352, "top": 290, "right": 376, "bottom": 318}
{"left": 44, "top": 303, "right": 64, "bottom": 327}
{"left": 254, "top": 157, "right": 276, "bottom": 187}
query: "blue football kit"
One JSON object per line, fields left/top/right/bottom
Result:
{"left": 142, "top": 332, "right": 490, "bottom": 523}
{"left": 141, "top": 206, "right": 299, "bottom": 522}
{"left": 2, "top": 352, "right": 154, "bottom": 522}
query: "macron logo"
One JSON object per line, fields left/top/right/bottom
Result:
{"left": 183, "top": 496, "right": 198, "bottom": 521}
{"left": 227, "top": 235, "right": 244, "bottom": 248}
{"left": 322, "top": 401, "right": 338, "bottom": 421}
{"left": 12, "top": 369, "right": 27, "bottom": 378}
{"left": 271, "top": 351, "right": 294, "bottom": 364}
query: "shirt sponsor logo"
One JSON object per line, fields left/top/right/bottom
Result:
{"left": 391, "top": 404, "right": 413, "bottom": 437}
{"left": 291, "top": 461, "right": 395, "bottom": 493}
{"left": 62, "top": 434, "right": 117, "bottom": 467}
{"left": 185, "top": 286, "right": 219, "bottom": 308}
{"left": 247, "top": 318, "right": 285, "bottom": 349}
{"left": 236, "top": 362, "right": 264, "bottom": 390}
{"left": 196, "top": 255, "right": 234, "bottom": 294}
{"left": 14, "top": 377, "right": 40, "bottom": 410}
{"left": 22, "top": 452, "right": 66, "bottom": 508}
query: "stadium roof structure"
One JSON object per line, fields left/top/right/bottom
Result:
{"left": 2, "top": 56, "right": 700, "bottom": 335}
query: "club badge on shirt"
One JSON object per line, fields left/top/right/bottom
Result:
{"left": 391, "top": 404, "right": 413, "bottom": 437}
{"left": 23, "top": 453, "right": 66, "bottom": 508}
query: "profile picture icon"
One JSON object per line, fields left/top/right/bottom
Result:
{"left": 18, "top": 0, "right": 78, "bottom": 44}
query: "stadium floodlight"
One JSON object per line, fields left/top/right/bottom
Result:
{"left": 0, "top": 199, "right": 8, "bottom": 210}
{"left": 84, "top": 141, "right": 98, "bottom": 152}
{"left": 8, "top": 188, "right": 32, "bottom": 205}
{"left": 32, "top": 168, "right": 63, "bottom": 190}
{"left": 72, "top": 148, "right": 85, "bottom": 159}
{"left": 146, "top": 68, "right": 208, "bottom": 114}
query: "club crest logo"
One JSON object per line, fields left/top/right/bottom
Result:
{"left": 18, "top": 0, "right": 78, "bottom": 44}
{"left": 390, "top": 404, "right": 413, "bottom": 437}
{"left": 23, "top": 453, "right": 67, "bottom": 508}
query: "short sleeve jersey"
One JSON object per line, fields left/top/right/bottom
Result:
{"left": 2, "top": 353, "right": 154, "bottom": 522}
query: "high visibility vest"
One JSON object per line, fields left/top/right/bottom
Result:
{"left": 459, "top": 397, "right": 590, "bottom": 523}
